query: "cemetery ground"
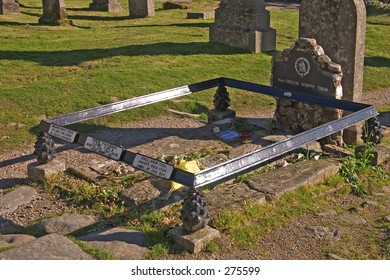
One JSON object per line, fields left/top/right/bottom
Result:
{"left": 0, "top": 1, "right": 390, "bottom": 259}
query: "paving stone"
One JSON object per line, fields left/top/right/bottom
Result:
{"left": 340, "top": 214, "right": 367, "bottom": 225}
{"left": 228, "top": 143, "right": 259, "bottom": 159}
{"left": 306, "top": 226, "right": 341, "bottom": 240}
{"left": 78, "top": 227, "right": 146, "bottom": 247}
{"left": 37, "top": 213, "right": 96, "bottom": 235}
{"left": 187, "top": 11, "right": 215, "bottom": 20}
{"left": 0, "top": 186, "right": 37, "bottom": 214}
{"left": 0, "top": 234, "right": 36, "bottom": 248}
{"left": 168, "top": 226, "right": 220, "bottom": 254}
{"left": 86, "top": 241, "right": 148, "bottom": 260}
{"left": 27, "top": 159, "right": 66, "bottom": 181}
{"left": 316, "top": 209, "right": 337, "bottom": 217}
{"left": 244, "top": 159, "right": 340, "bottom": 199}
{"left": 206, "top": 183, "right": 266, "bottom": 218}
{"left": 355, "top": 144, "right": 390, "bottom": 166}
{"left": 120, "top": 179, "right": 162, "bottom": 209}
{"left": 0, "top": 234, "right": 94, "bottom": 260}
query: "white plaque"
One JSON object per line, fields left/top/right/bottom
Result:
{"left": 48, "top": 124, "right": 77, "bottom": 143}
{"left": 132, "top": 154, "right": 174, "bottom": 179}
{"left": 84, "top": 137, "right": 123, "bottom": 160}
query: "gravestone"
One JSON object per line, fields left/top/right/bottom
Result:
{"left": 128, "top": 0, "right": 155, "bottom": 18}
{"left": 299, "top": 0, "right": 367, "bottom": 144}
{"left": 39, "top": 0, "right": 70, "bottom": 25}
{"left": 89, "top": 0, "right": 122, "bottom": 13}
{"left": 0, "top": 0, "right": 19, "bottom": 14}
{"left": 209, "top": 0, "right": 276, "bottom": 53}
{"left": 271, "top": 38, "right": 344, "bottom": 145}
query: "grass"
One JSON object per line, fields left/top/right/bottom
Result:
{"left": 0, "top": 1, "right": 389, "bottom": 153}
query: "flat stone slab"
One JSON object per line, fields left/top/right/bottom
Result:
{"left": 168, "top": 226, "right": 220, "bottom": 254}
{"left": 37, "top": 213, "right": 96, "bottom": 235}
{"left": 245, "top": 159, "right": 340, "bottom": 198}
{"left": 27, "top": 159, "right": 66, "bottom": 181}
{"left": 316, "top": 209, "right": 337, "bottom": 217}
{"left": 206, "top": 183, "right": 266, "bottom": 218}
{"left": 0, "top": 186, "right": 37, "bottom": 214}
{"left": 78, "top": 227, "right": 146, "bottom": 247}
{"left": 187, "top": 11, "right": 215, "bottom": 20}
{"left": 0, "top": 234, "right": 93, "bottom": 260}
{"left": 0, "top": 234, "right": 36, "bottom": 248}
{"left": 339, "top": 214, "right": 367, "bottom": 225}
{"left": 87, "top": 240, "right": 148, "bottom": 260}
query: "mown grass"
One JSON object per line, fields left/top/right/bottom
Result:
{"left": 1, "top": 1, "right": 389, "bottom": 153}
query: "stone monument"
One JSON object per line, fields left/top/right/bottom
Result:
{"left": 39, "top": 0, "right": 70, "bottom": 25}
{"left": 271, "top": 38, "right": 344, "bottom": 145}
{"left": 209, "top": 0, "right": 276, "bottom": 53}
{"left": 0, "top": 0, "right": 19, "bottom": 14}
{"left": 299, "top": 0, "right": 367, "bottom": 144}
{"left": 89, "top": 0, "right": 122, "bottom": 13}
{"left": 128, "top": 0, "right": 155, "bottom": 18}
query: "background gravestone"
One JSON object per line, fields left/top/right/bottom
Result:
{"left": 128, "top": 0, "right": 155, "bottom": 18}
{"left": 0, "top": 0, "right": 19, "bottom": 14}
{"left": 271, "top": 38, "right": 344, "bottom": 145}
{"left": 39, "top": 0, "right": 70, "bottom": 25}
{"left": 299, "top": 0, "right": 366, "bottom": 144}
{"left": 89, "top": 0, "right": 122, "bottom": 13}
{"left": 209, "top": 0, "right": 276, "bottom": 53}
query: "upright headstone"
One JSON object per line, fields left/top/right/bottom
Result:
{"left": 299, "top": 0, "right": 366, "bottom": 144}
{"left": 209, "top": 0, "right": 276, "bottom": 53}
{"left": 39, "top": 0, "right": 70, "bottom": 25}
{"left": 128, "top": 0, "right": 155, "bottom": 18}
{"left": 0, "top": 0, "right": 19, "bottom": 14}
{"left": 271, "top": 38, "right": 344, "bottom": 145}
{"left": 89, "top": 0, "right": 122, "bottom": 13}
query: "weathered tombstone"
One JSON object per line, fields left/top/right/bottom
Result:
{"left": 271, "top": 38, "right": 344, "bottom": 145}
{"left": 299, "top": 0, "right": 367, "bottom": 144}
{"left": 39, "top": 0, "right": 70, "bottom": 25}
{"left": 89, "top": 0, "right": 122, "bottom": 13}
{"left": 0, "top": 0, "right": 19, "bottom": 14}
{"left": 209, "top": 0, "right": 276, "bottom": 53}
{"left": 128, "top": 0, "right": 155, "bottom": 18}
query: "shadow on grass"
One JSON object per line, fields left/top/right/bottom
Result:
{"left": 365, "top": 56, "right": 390, "bottom": 68}
{"left": 0, "top": 42, "right": 246, "bottom": 66}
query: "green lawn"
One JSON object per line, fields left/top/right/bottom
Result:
{"left": 0, "top": 0, "right": 389, "bottom": 153}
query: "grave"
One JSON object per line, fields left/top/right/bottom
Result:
{"left": 0, "top": 0, "right": 19, "bottom": 14}
{"left": 89, "top": 0, "right": 122, "bottom": 13}
{"left": 299, "top": 0, "right": 367, "bottom": 144}
{"left": 128, "top": 0, "right": 155, "bottom": 18}
{"left": 209, "top": 0, "right": 276, "bottom": 53}
{"left": 271, "top": 38, "right": 344, "bottom": 145}
{"left": 39, "top": 0, "right": 71, "bottom": 25}
{"left": 187, "top": 11, "right": 215, "bottom": 20}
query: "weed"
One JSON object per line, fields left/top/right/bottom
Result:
{"left": 205, "top": 240, "right": 219, "bottom": 253}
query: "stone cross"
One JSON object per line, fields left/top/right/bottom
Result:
{"left": 89, "top": 0, "right": 122, "bottom": 13}
{"left": 39, "top": 0, "right": 70, "bottom": 25}
{"left": 0, "top": 0, "right": 19, "bottom": 14}
{"left": 128, "top": 0, "right": 155, "bottom": 18}
{"left": 299, "top": 0, "right": 367, "bottom": 144}
{"left": 209, "top": 0, "right": 276, "bottom": 53}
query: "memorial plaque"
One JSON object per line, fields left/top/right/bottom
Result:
{"left": 84, "top": 137, "right": 123, "bottom": 160}
{"left": 132, "top": 154, "right": 174, "bottom": 179}
{"left": 48, "top": 124, "right": 77, "bottom": 143}
{"left": 273, "top": 50, "right": 334, "bottom": 97}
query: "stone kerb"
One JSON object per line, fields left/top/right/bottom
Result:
{"left": 271, "top": 38, "right": 344, "bottom": 145}
{"left": 89, "top": 0, "right": 122, "bottom": 13}
{"left": 0, "top": 0, "right": 20, "bottom": 14}
{"left": 299, "top": 0, "right": 366, "bottom": 144}
{"left": 128, "top": 0, "right": 155, "bottom": 18}
{"left": 209, "top": 0, "right": 276, "bottom": 53}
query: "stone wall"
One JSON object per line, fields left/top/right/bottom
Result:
{"left": 271, "top": 38, "right": 344, "bottom": 145}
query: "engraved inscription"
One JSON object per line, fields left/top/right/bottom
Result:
{"left": 132, "top": 154, "right": 174, "bottom": 179}
{"left": 84, "top": 137, "right": 123, "bottom": 160}
{"left": 48, "top": 124, "right": 77, "bottom": 143}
